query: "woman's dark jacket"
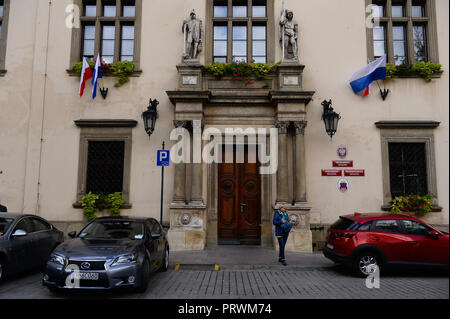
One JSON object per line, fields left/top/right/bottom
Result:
{"left": 273, "top": 210, "right": 289, "bottom": 236}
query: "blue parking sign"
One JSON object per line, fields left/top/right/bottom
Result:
{"left": 157, "top": 150, "right": 170, "bottom": 166}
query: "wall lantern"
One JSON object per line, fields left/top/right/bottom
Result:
{"left": 321, "top": 99, "right": 341, "bottom": 139}
{"left": 142, "top": 98, "right": 159, "bottom": 136}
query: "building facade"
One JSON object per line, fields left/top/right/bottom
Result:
{"left": 0, "top": 0, "right": 448, "bottom": 252}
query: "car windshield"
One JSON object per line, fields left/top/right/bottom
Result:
{"left": 0, "top": 217, "right": 14, "bottom": 236}
{"left": 78, "top": 220, "right": 144, "bottom": 240}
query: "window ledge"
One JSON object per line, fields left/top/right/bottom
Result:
{"left": 381, "top": 204, "right": 442, "bottom": 213}
{"left": 66, "top": 69, "right": 142, "bottom": 77}
{"left": 0, "top": 70, "right": 7, "bottom": 77}
{"left": 375, "top": 121, "right": 440, "bottom": 129}
{"left": 74, "top": 119, "right": 138, "bottom": 127}
{"left": 72, "top": 202, "right": 132, "bottom": 209}
{"left": 394, "top": 70, "right": 443, "bottom": 79}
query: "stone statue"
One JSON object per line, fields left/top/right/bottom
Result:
{"left": 280, "top": 9, "right": 299, "bottom": 61}
{"left": 183, "top": 9, "right": 203, "bottom": 60}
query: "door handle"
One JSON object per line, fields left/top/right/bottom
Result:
{"left": 240, "top": 203, "right": 246, "bottom": 214}
{"left": 371, "top": 237, "right": 380, "bottom": 241}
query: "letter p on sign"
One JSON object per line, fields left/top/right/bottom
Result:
{"left": 157, "top": 150, "right": 170, "bottom": 166}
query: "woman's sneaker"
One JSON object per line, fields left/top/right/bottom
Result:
{"left": 281, "top": 260, "right": 287, "bottom": 266}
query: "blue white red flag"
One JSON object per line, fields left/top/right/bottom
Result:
{"left": 349, "top": 55, "right": 386, "bottom": 97}
{"left": 91, "top": 54, "right": 103, "bottom": 99}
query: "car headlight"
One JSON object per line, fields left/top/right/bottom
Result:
{"left": 49, "top": 253, "right": 66, "bottom": 266}
{"left": 112, "top": 252, "right": 138, "bottom": 266}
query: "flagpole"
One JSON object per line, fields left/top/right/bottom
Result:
{"left": 281, "top": 0, "right": 285, "bottom": 62}
{"left": 368, "top": 56, "right": 389, "bottom": 100}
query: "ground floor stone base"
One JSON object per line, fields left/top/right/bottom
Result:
{"left": 167, "top": 229, "right": 206, "bottom": 251}
{"left": 273, "top": 229, "right": 313, "bottom": 253}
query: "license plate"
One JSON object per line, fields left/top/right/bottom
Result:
{"left": 326, "top": 243, "right": 334, "bottom": 250}
{"left": 70, "top": 272, "right": 99, "bottom": 280}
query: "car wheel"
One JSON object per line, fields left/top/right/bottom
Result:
{"left": 159, "top": 246, "right": 169, "bottom": 272}
{"left": 135, "top": 258, "right": 150, "bottom": 293}
{"left": 353, "top": 252, "right": 381, "bottom": 278}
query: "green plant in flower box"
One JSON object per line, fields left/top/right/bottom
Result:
{"left": 390, "top": 194, "right": 433, "bottom": 218}
{"left": 412, "top": 62, "right": 442, "bottom": 82}
{"left": 80, "top": 192, "right": 125, "bottom": 221}
{"left": 203, "top": 62, "right": 227, "bottom": 79}
{"left": 80, "top": 192, "right": 99, "bottom": 221}
{"left": 385, "top": 63, "right": 398, "bottom": 80}
{"left": 110, "top": 60, "right": 135, "bottom": 87}
{"left": 384, "top": 62, "right": 442, "bottom": 82}
{"left": 71, "top": 60, "right": 134, "bottom": 87}
{"left": 107, "top": 192, "right": 125, "bottom": 217}
{"left": 203, "top": 60, "right": 279, "bottom": 85}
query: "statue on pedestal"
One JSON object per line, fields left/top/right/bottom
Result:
{"left": 183, "top": 9, "right": 203, "bottom": 60}
{"left": 280, "top": 9, "right": 299, "bottom": 61}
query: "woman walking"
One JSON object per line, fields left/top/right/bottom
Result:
{"left": 273, "top": 205, "right": 292, "bottom": 266}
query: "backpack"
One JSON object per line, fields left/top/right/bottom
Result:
{"left": 281, "top": 220, "right": 293, "bottom": 233}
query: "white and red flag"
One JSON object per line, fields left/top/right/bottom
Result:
{"left": 78, "top": 57, "right": 93, "bottom": 97}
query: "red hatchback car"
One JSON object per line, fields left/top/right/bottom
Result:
{"left": 323, "top": 213, "right": 449, "bottom": 277}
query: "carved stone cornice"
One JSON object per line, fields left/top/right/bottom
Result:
{"left": 166, "top": 90, "right": 211, "bottom": 104}
{"left": 270, "top": 90, "right": 315, "bottom": 105}
{"left": 74, "top": 119, "right": 138, "bottom": 127}
{"left": 173, "top": 120, "right": 189, "bottom": 128}
{"left": 275, "top": 120, "right": 290, "bottom": 134}
{"left": 293, "top": 120, "right": 308, "bottom": 135}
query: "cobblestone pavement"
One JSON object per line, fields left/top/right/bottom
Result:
{"left": 0, "top": 264, "right": 448, "bottom": 299}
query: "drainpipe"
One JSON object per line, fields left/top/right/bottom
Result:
{"left": 35, "top": 0, "right": 52, "bottom": 215}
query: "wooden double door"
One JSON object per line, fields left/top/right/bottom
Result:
{"left": 218, "top": 146, "right": 261, "bottom": 245}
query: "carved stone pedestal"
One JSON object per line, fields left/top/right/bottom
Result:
{"left": 167, "top": 203, "right": 207, "bottom": 251}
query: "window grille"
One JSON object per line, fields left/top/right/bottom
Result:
{"left": 388, "top": 142, "right": 428, "bottom": 198}
{"left": 86, "top": 141, "right": 125, "bottom": 194}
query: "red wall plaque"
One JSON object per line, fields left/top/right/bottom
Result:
{"left": 322, "top": 169, "right": 342, "bottom": 176}
{"left": 333, "top": 160, "right": 353, "bottom": 168}
{"left": 344, "top": 169, "right": 365, "bottom": 176}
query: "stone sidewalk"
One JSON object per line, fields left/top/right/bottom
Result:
{"left": 0, "top": 246, "right": 448, "bottom": 299}
{"left": 170, "top": 245, "right": 334, "bottom": 268}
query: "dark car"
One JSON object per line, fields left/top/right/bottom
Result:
{"left": 0, "top": 213, "right": 64, "bottom": 281}
{"left": 323, "top": 213, "right": 449, "bottom": 277}
{"left": 43, "top": 216, "right": 169, "bottom": 292}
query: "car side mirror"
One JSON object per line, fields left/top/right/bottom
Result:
{"left": 11, "top": 229, "right": 27, "bottom": 237}
{"left": 151, "top": 233, "right": 161, "bottom": 240}
{"left": 428, "top": 230, "right": 440, "bottom": 240}
{"left": 68, "top": 231, "right": 77, "bottom": 239}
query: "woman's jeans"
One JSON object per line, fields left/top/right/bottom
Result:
{"left": 277, "top": 233, "right": 289, "bottom": 261}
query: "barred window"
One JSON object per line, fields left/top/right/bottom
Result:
{"left": 210, "top": 0, "right": 272, "bottom": 64}
{"left": 388, "top": 143, "right": 428, "bottom": 198}
{"left": 75, "top": 120, "right": 136, "bottom": 205}
{"left": 367, "top": 0, "right": 438, "bottom": 65}
{"left": 86, "top": 141, "right": 125, "bottom": 194}
{"left": 72, "top": 0, "right": 141, "bottom": 68}
{"left": 0, "top": 1, "right": 3, "bottom": 39}
{"left": 0, "top": 0, "right": 10, "bottom": 74}
{"left": 377, "top": 121, "right": 441, "bottom": 211}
